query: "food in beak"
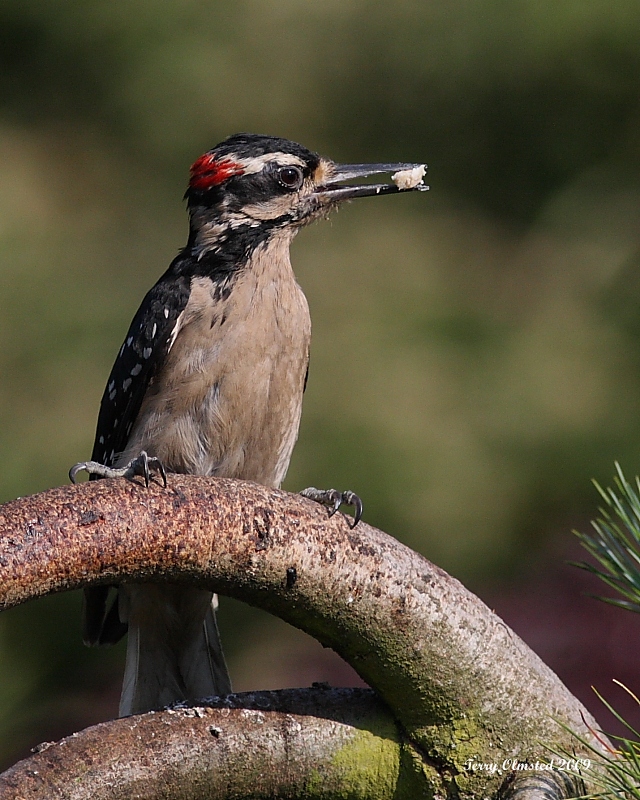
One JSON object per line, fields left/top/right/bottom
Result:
{"left": 392, "top": 165, "right": 427, "bottom": 191}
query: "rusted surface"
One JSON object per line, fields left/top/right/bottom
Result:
{"left": 0, "top": 476, "right": 604, "bottom": 790}
{"left": 0, "top": 688, "right": 402, "bottom": 800}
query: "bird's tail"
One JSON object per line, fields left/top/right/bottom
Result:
{"left": 118, "top": 584, "right": 231, "bottom": 717}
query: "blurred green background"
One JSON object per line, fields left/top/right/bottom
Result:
{"left": 4, "top": 0, "right": 640, "bottom": 766}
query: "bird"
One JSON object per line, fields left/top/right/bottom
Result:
{"left": 70, "top": 133, "right": 428, "bottom": 717}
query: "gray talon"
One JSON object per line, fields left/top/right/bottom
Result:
{"left": 343, "top": 491, "right": 363, "bottom": 528}
{"left": 300, "top": 487, "right": 363, "bottom": 527}
{"left": 69, "top": 462, "right": 87, "bottom": 484}
{"left": 327, "top": 489, "right": 343, "bottom": 517}
{"left": 69, "top": 451, "right": 167, "bottom": 488}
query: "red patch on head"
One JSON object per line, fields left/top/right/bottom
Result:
{"left": 189, "top": 154, "right": 244, "bottom": 190}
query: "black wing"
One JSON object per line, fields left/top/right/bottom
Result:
{"left": 91, "top": 265, "right": 191, "bottom": 468}
{"left": 83, "top": 259, "right": 191, "bottom": 646}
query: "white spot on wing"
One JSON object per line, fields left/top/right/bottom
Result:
{"left": 164, "top": 308, "right": 169, "bottom": 318}
{"left": 131, "top": 364, "right": 142, "bottom": 376}
{"left": 99, "top": 436, "right": 105, "bottom": 445}
{"left": 123, "top": 378, "right": 132, "bottom": 391}
{"left": 152, "top": 323, "right": 157, "bottom": 338}
{"left": 109, "top": 389, "right": 116, "bottom": 401}
{"left": 167, "top": 312, "right": 185, "bottom": 353}
{"left": 108, "top": 380, "right": 115, "bottom": 392}
{"left": 127, "top": 337, "right": 133, "bottom": 346}
{"left": 143, "top": 347, "right": 152, "bottom": 359}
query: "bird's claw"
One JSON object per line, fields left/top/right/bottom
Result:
{"left": 300, "top": 487, "right": 363, "bottom": 528}
{"left": 69, "top": 450, "right": 167, "bottom": 488}
{"left": 340, "top": 490, "right": 363, "bottom": 526}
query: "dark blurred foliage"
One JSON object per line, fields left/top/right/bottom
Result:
{"left": 3, "top": 0, "right": 640, "bottom": 768}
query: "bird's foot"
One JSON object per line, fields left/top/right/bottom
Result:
{"left": 69, "top": 450, "right": 167, "bottom": 488}
{"left": 300, "top": 487, "right": 363, "bottom": 528}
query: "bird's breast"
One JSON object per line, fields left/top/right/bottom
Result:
{"left": 122, "top": 241, "right": 311, "bottom": 487}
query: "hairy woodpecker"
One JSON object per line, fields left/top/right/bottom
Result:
{"left": 71, "top": 133, "right": 428, "bottom": 717}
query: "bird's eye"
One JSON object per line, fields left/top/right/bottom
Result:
{"left": 277, "top": 166, "right": 304, "bottom": 190}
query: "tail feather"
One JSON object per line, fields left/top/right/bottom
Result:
{"left": 118, "top": 584, "right": 231, "bottom": 717}
{"left": 119, "top": 613, "right": 140, "bottom": 718}
{"left": 179, "top": 598, "right": 231, "bottom": 701}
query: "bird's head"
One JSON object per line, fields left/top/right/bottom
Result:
{"left": 185, "top": 133, "right": 427, "bottom": 257}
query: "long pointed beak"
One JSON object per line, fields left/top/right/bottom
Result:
{"left": 315, "top": 162, "right": 429, "bottom": 200}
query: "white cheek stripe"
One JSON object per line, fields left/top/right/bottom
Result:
{"left": 235, "top": 152, "right": 306, "bottom": 175}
